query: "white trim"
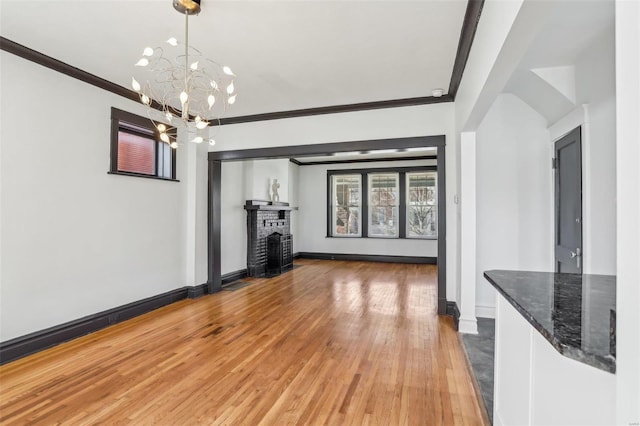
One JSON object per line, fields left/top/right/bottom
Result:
{"left": 476, "top": 304, "right": 495, "bottom": 318}
{"left": 458, "top": 315, "right": 478, "bottom": 334}
{"left": 459, "top": 131, "right": 478, "bottom": 333}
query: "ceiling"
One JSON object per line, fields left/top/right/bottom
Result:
{"left": 0, "top": 0, "right": 468, "bottom": 118}
{"left": 503, "top": 0, "right": 615, "bottom": 124}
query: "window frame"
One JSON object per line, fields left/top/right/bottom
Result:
{"left": 368, "top": 172, "right": 400, "bottom": 238}
{"left": 327, "top": 166, "right": 437, "bottom": 239}
{"left": 328, "top": 173, "right": 362, "bottom": 237}
{"left": 406, "top": 171, "right": 438, "bottom": 240}
{"left": 109, "top": 107, "right": 178, "bottom": 182}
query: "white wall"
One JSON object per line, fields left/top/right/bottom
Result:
{"left": 251, "top": 159, "right": 290, "bottom": 202}
{"left": 614, "top": 0, "right": 640, "bottom": 422}
{"left": 0, "top": 52, "right": 193, "bottom": 340}
{"left": 210, "top": 102, "right": 458, "bottom": 301}
{"left": 220, "top": 161, "right": 247, "bottom": 275}
{"left": 288, "top": 161, "right": 300, "bottom": 254}
{"left": 573, "top": 27, "right": 617, "bottom": 275}
{"left": 475, "top": 94, "right": 551, "bottom": 318}
{"left": 297, "top": 159, "right": 438, "bottom": 257}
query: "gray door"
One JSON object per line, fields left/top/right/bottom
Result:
{"left": 555, "top": 126, "right": 583, "bottom": 273}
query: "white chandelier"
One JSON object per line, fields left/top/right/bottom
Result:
{"left": 131, "top": 0, "right": 237, "bottom": 149}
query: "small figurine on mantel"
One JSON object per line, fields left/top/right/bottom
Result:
{"left": 271, "top": 178, "right": 280, "bottom": 203}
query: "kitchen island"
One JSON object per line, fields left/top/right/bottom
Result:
{"left": 484, "top": 270, "right": 616, "bottom": 426}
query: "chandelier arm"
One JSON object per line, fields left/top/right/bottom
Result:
{"left": 132, "top": 2, "right": 236, "bottom": 148}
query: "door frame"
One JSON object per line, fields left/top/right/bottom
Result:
{"left": 207, "top": 135, "right": 448, "bottom": 315}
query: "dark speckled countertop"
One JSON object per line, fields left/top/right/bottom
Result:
{"left": 484, "top": 270, "right": 616, "bottom": 374}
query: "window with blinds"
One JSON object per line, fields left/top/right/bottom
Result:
{"left": 109, "top": 108, "right": 176, "bottom": 181}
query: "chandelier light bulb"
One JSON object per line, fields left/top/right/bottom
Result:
{"left": 223, "top": 66, "right": 234, "bottom": 76}
{"left": 209, "top": 139, "right": 216, "bottom": 146}
{"left": 165, "top": 112, "right": 173, "bottom": 122}
{"left": 157, "top": 124, "right": 167, "bottom": 132}
{"left": 208, "top": 94, "right": 216, "bottom": 109}
{"left": 192, "top": 136, "right": 204, "bottom": 143}
{"left": 190, "top": 61, "right": 199, "bottom": 70}
{"left": 141, "top": 94, "right": 151, "bottom": 105}
{"left": 228, "top": 94, "right": 237, "bottom": 105}
{"left": 135, "top": 58, "right": 149, "bottom": 67}
{"left": 170, "top": 142, "right": 179, "bottom": 149}
{"left": 226, "top": 82, "right": 234, "bottom": 95}
{"left": 196, "top": 121, "right": 208, "bottom": 130}
{"left": 142, "top": 47, "right": 154, "bottom": 57}
{"left": 131, "top": 77, "right": 141, "bottom": 92}
{"left": 167, "top": 37, "right": 178, "bottom": 46}
{"left": 160, "top": 132, "right": 170, "bottom": 143}
{"left": 210, "top": 80, "right": 218, "bottom": 90}
{"left": 180, "top": 91, "right": 189, "bottom": 105}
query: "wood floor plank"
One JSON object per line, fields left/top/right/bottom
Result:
{"left": 0, "top": 259, "right": 486, "bottom": 425}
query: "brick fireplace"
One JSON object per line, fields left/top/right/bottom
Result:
{"left": 245, "top": 200, "right": 296, "bottom": 277}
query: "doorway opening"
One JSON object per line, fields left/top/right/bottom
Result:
{"left": 207, "top": 135, "right": 448, "bottom": 314}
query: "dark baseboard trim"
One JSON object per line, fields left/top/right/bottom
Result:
{"left": 293, "top": 252, "right": 301, "bottom": 259}
{"left": 297, "top": 252, "right": 437, "bottom": 264}
{"left": 187, "top": 283, "right": 208, "bottom": 299}
{"left": 221, "top": 269, "right": 248, "bottom": 286}
{"left": 446, "top": 301, "right": 461, "bottom": 330}
{"left": 0, "top": 286, "right": 202, "bottom": 365}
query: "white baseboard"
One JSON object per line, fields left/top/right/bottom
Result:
{"left": 476, "top": 304, "right": 495, "bottom": 318}
{"left": 458, "top": 316, "right": 478, "bottom": 334}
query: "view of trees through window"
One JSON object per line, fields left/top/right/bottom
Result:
{"left": 332, "top": 175, "right": 361, "bottom": 236}
{"left": 369, "top": 173, "right": 399, "bottom": 237}
{"left": 329, "top": 168, "right": 437, "bottom": 239}
{"left": 407, "top": 172, "right": 437, "bottom": 238}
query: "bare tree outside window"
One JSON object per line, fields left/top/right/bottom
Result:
{"left": 369, "top": 173, "right": 399, "bottom": 237}
{"left": 407, "top": 172, "right": 437, "bottom": 238}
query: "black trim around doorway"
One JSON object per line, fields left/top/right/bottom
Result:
{"left": 208, "top": 135, "right": 448, "bottom": 315}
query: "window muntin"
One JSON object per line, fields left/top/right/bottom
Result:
{"left": 368, "top": 173, "right": 399, "bottom": 237}
{"left": 406, "top": 172, "right": 437, "bottom": 238}
{"left": 331, "top": 174, "right": 361, "bottom": 237}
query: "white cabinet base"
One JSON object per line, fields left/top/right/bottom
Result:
{"left": 493, "top": 295, "right": 616, "bottom": 425}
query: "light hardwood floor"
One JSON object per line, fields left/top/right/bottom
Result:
{"left": 0, "top": 260, "right": 486, "bottom": 425}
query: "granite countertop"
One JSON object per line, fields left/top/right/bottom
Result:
{"left": 484, "top": 270, "right": 616, "bottom": 373}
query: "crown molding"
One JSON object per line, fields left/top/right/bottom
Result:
{"left": 0, "top": 0, "right": 484, "bottom": 125}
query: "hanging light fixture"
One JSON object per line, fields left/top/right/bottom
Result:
{"left": 131, "top": 0, "right": 236, "bottom": 148}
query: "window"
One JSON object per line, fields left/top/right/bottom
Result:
{"left": 406, "top": 172, "right": 437, "bottom": 238}
{"left": 331, "top": 174, "right": 361, "bottom": 236}
{"left": 328, "top": 167, "right": 437, "bottom": 239}
{"left": 109, "top": 108, "right": 177, "bottom": 181}
{"left": 369, "top": 173, "right": 399, "bottom": 237}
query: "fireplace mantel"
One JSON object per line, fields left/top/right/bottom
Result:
{"left": 244, "top": 200, "right": 298, "bottom": 211}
